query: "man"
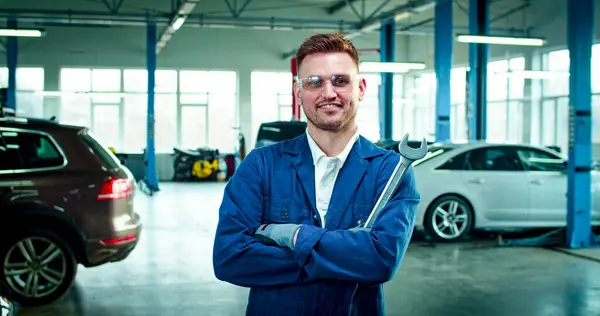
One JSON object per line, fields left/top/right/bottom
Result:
{"left": 212, "top": 32, "right": 420, "bottom": 316}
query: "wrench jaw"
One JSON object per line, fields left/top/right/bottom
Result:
{"left": 397, "top": 133, "right": 428, "bottom": 161}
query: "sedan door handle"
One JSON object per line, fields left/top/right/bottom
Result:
{"left": 530, "top": 179, "right": 543, "bottom": 185}
{"left": 469, "top": 178, "right": 484, "bottom": 184}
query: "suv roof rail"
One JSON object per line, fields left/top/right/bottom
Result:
{"left": 0, "top": 107, "right": 61, "bottom": 126}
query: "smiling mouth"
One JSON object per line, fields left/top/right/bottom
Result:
{"left": 318, "top": 104, "right": 342, "bottom": 109}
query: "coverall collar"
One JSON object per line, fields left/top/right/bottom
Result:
{"left": 305, "top": 128, "right": 359, "bottom": 166}
{"left": 282, "top": 132, "right": 383, "bottom": 160}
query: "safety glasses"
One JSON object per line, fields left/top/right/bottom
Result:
{"left": 295, "top": 74, "right": 358, "bottom": 93}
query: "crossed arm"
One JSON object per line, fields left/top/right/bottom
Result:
{"left": 212, "top": 151, "right": 420, "bottom": 287}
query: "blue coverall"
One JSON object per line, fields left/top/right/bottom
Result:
{"left": 212, "top": 133, "right": 420, "bottom": 316}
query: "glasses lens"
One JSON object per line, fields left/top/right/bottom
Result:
{"left": 299, "top": 75, "right": 353, "bottom": 91}
{"left": 301, "top": 76, "right": 323, "bottom": 90}
{"left": 331, "top": 75, "right": 352, "bottom": 89}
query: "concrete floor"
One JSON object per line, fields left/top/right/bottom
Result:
{"left": 16, "top": 182, "right": 600, "bottom": 316}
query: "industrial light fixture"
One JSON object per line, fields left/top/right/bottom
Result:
{"left": 0, "top": 28, "right": 45, "bottom": 37}
{"left": 172, "top": 16, "right": 186, "bottom": 31}
{"left": 493, "top": 70, "right": 570, "bottom": 79}
{"left": 156, "top": 0, "right": 200, "bottom": 53}
{"left": 456, "top": 34, "right": 546, "bottom": 46}
{"left": 359, "top": 62, "right": 426, "bottom": 73}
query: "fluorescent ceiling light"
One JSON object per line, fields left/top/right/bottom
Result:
{"left": 494, "top": 70, "right": 570, "bottom": 79}
{"left": 456, "top": 34, "right": 545, "bottom": 46}
{"left": 172, "top": 16, "right": 186, "bottom": 30}
{"left": 360, "top": 62, "right": 426, "bottom": 73}
{"left": 394, "top": 12, "right": 412, "bottom": 22}
{"left": 0, "top": 29, "right": 44, "bottom": 37}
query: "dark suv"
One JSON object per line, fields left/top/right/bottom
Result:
{"left": 0, "top": 110, "right": 142, "bottom": 307}
{"left": 255, "top": 120, "right": 307, "bottom": 148}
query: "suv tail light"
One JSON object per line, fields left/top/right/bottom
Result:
{"left": 97, "top": 178, "right": 133, "bottom": 201}
{"left": 100, "top": 235, "right": 136, "bottom": 245}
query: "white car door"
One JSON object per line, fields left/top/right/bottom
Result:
{"left": 514, "top": 147, "right": 568, "bottom": 224}
{"left": 461, "top": 146, "right": 531, "bottom": 223}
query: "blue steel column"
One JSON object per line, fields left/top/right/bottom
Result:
{"left": 566, "top": 0, "right": 595, "bottom": 248}
{"left": 379, "top": 18, "right": 394, "bottom": 141}
{"left": 467, "top": 0, "right": 489, "bottom": 140}
{"left": 434, "top": 0, "right": 452, "bottom": 142}
{"left": 6, "top": 19, "right": 18, "bottom": 110}
{"left": 146, "top": 22, "right": 159, "bottom": 191}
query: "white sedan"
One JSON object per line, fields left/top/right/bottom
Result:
{"left": 410, "top": 141, "right": 600, "bottom": 241}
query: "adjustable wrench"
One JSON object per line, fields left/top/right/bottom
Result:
{"left": 363, "top": 134, "right": 428, "bottom": 228}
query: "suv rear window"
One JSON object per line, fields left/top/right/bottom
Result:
{"left": 256, "top": 121, "right": 307, "bottom": 148}
{"left": 80, "top": 131, "right": 121, "bottom": 170}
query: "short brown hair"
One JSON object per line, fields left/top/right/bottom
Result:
{"left": 295, "top": 32, "right": 359, "bottom": 69}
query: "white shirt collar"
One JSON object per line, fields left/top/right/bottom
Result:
{"left": 306, "top": 128, "right": 360, "bottom": 166}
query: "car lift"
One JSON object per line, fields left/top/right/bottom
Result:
{"left": 499, "top": 0, "right": 597, "bottom": 249}
{"left": 139, "top": 22, "right": 161, "bottom": 197}
{"left": 498, "top": 228, "right": 600, "bottom": 248}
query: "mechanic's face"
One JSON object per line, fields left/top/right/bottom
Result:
{"left": 294, "top": 52, "right": 366, "bottom": 133}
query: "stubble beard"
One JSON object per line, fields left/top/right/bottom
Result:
{"left": 303, "top": 100, "right": 358, "bottom": 133}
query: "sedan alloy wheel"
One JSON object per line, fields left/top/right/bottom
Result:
{"left": 425, "top": 196, "right": 474, "bottom": 241}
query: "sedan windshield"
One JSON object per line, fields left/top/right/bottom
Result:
{"left": 414, "top": 146, "right": 455, "bottom": 166}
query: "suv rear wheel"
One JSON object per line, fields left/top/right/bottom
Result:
{"left": 0, "top": 229, "right": 78, "bottom": 307}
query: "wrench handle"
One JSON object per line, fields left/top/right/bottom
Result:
{"left": 363, "top": 158, "right": 411, "bottom": 228}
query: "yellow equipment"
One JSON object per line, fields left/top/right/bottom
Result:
{"left": 191, "top": 159, "right": 219, "bottom": 179}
